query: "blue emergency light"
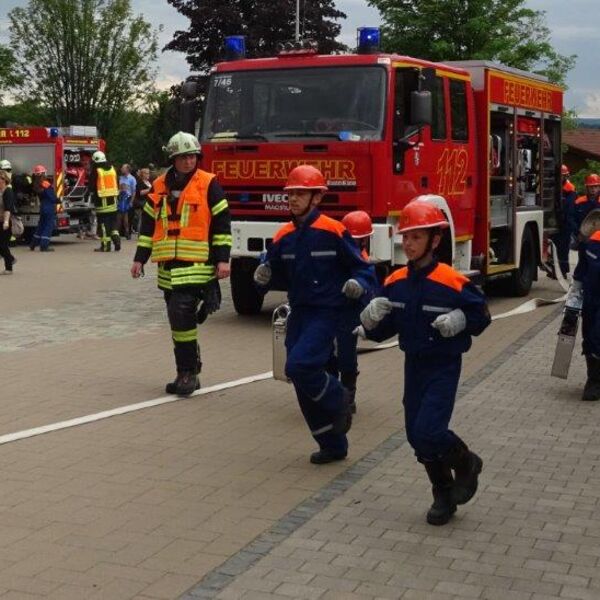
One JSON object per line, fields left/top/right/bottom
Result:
{"left": 224, "top": 36, "right": 246, "bottom": 61}
{"left": 49, "top": 127, "right": 59, "bottom": 137}
{"left": 357, "top": 27, "right": 380, "bottom": 54}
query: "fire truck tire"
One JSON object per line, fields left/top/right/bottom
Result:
{"left": 507, "top": 226, "right": 536, "bottom": 297}
{"left": 231, "top": 257, "right": 265, "bottom": 315}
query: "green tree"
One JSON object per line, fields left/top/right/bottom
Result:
{"left": 165, "top": 0, "right": 346, "bottom": 74}
{"left": 8, "top": 0, "right": 159, "bottom": 134}
{"left": 0, "top": 45, "right": 22, "bottom": 105}
{"left": 368, "top": 0, "right": 575, "bottom": 85}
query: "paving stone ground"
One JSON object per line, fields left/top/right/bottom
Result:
{"left": 0, "top": 236, "right": 587, "bottom": 599}
{"left": 187, "top": 305, "right": 600, "bottom": 600}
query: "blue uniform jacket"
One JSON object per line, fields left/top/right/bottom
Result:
{"left": 574, "top": 232, "right": 600, "bottom": 308}
{"left": 261, "top": 209, "right": 376, "bottom": 309}
{"left": 569, "top": 194, "right": 598, "bottom": 241}
{"left": 38, "top": 182, "right": 59, "bottom": 216}
{"left": 365, "top": 260, "right": 491, "bottom": 356}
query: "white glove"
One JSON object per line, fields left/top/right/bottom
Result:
{"left": 360, "top": 297, "right": 393, "bottom": 330}
{"left": 565, "top": 280, "right": 583, "bottom": 311}
{"left": 431, "top": 309, "right": 467, "bottom": 338}
{"left": 352, "top": 325, "right": 367, "bottom": 339}
{"left": 253, "top": 263, "right": 272, "bottom": 286}
{"left": 342, "top": 278, "right": 364, "bottom": 299}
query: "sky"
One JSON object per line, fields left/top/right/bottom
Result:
{"left": 1, "top": 0, "right": 599, "bottom": 116}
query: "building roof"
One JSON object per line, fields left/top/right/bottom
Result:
{"left": 563, "top": 129, "right": 600, "bottom": 161}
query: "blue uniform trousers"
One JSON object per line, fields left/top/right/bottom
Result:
{"left": 582, "top": 303, "right": 600, "bottom": 357}
{"left": 550, "top": 229, "right": 570, "bottom": 277}
{"left": 31, "top": 212, "right": 55, "bottom": 250}
{"left": 335, "top": 306, "right": 360, "bottom": 377}
{"left": 403, "top": 353, "right": 462, "bottom": 461}
{"left": 285, "top": 307, "right": 348, "bottom": 454}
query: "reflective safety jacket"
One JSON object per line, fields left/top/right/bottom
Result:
{"left": 134, "top": 166, "right": 232, "bottom": 289}
{"left": 366, "top": 260, "right": 491, "bottom": 356}
{"left": 146, "top": 169, "right": 213, "bottom": 263}
{"left": 262, "top": 209, "right": 376, "bottom": 309}
{"left": 90, "top": 164, "right": 118, "bottom": 214}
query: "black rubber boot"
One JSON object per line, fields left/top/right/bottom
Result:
{"left": 445, "top": 442, "right": 483, "bottom": 505}
{"left": 175, "top": 371, "right": 200, "bottom": 397}
{"left": 582, "top": 355, "right": 600, "bottom": 401}
{"left": 341, "top": 371, "right": 358, "bottom": 414}
{"left": 166, "top": 352, "right": 202, "bottom": 394}
{"left": 331, "top": 389, "right": 352, "bottom": 435}
{"left": 310, "top": 448, "right": 347, "bottom": 464}
{"left": 423, "top": 461, "right": 457, "bottom": 525}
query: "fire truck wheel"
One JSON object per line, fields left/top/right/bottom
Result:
{"left": 231, "top": 257, "right": 265, "bottom": 315}
{"left": 507, "top": 226, "right": 536, "bottom": 297}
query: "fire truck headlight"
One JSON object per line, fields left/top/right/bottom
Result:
{"left": 357, "top": 27, "right": 380, "bottom": 54}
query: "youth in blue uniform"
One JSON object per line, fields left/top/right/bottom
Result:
{"left": 549, "top": 165, "right": 576, "bottom": 278}
{"left": 254, "top": 166, "right": 376, "bottom": 465}
{"left": 568, "top": 209, "right": 600, "bottom": 401}
{"left": 30, "top": 165, "right": 59, "bottom": 252}
{"left": 569, "top": 174, "right": 600, "bottom": 250}
{"left": 359, "top": 200, "right": 491, "bottom": 525}
{"left": 334, "top": 210, "right": 376, "bottom": 413}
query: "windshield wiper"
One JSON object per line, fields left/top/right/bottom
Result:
{"left": 274, "top": 132, "right": 342, "bottom": 139}
{"left": 210, "top": 133, "right": 269, "bottom": 141}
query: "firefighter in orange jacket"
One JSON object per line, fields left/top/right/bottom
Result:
{"left": 130, "top": 132, "right": 232, "bottom": 396}
{"left": 88, "top": 151, "right": 120, "bottom": 252}
{"left": 570, "top": 174, "right": 600, "bottom": 249}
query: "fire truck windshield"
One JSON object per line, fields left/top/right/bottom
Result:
{"left": 202, "top": 66, "right": 386, "bottom": 142}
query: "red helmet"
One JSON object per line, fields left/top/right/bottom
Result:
{"left": 585, "top": 174, "right": 600, "bottom": 187}
{"left": 398, "top": 200, "right": 449, "bottom": 233}
{"left": 561, "top": 164, "right": 570, "bottom": 176}
{"left": 342, "top": 211, "right": 373, "bottom": 238}
{"left": 284, "top": 165, "right": 327, "bottom": 191}
{"left": 32, "top": 164, "right": 47, "bottom": 176}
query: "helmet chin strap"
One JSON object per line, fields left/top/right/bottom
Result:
{"left": 293, "top": 190, "right": 318, "bottom": 218}
{"left": 412, "top": 228, "right": 439, "bottom": 264}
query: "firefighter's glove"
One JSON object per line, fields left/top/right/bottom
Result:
{"left": 431, "top": 309, "right": 467, "bottom": 338}
{"left": 253, "top": 263, "right": 272, "bottom": 286}
{"left": 197, "top": 280, "right": 222, "bottom": 324}
{"left": 352, "top": 325, "right": 367, "bottom": 339}
{"left": 360, "top": 297, "right": 393, "bottom": 331}
{"left": 565, "top": 279, "right": 583, "bottom": 311}
{"left": 342, "top": 279, "right": 364, "bottom": 299}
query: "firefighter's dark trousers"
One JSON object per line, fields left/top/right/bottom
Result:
{"left": 163, "top": 289, "right": 201, "bottom": 372}
{"left": 285, "top": 306, "right": 348, "bottom": 455}
{"left": 97, "top": 212, "right": 120, "bottom": 251}
{"left": 403, "top": 353, "right": 464, "bottom": 462}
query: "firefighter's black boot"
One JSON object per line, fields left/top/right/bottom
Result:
{"left": 175, "top": 371, "right": 199, "bottom": 397}
{"left": 310, "top": 448, "right": 347, "bottom": 464}
{"left": 423, "top": 461, "right": 456, "bottom": 525}
{"left": 445, "top": 441, "right": 483, "bottom": 505}
{"left": 112, "top": 235, "right": 121, "bottom": 252}
{"left": 582, "top": 355, "right": 600, "bottom": 401}
{"left": 341, "top": 371, "right": 358, "bottom": 414}
{"left": 166, "top": 353, "right": 202, "bottom": 394}
{"left": 331, "top": 387, "right": 352, "bottom": 435}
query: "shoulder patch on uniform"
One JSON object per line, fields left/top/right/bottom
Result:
{"left": 41, "top": 181, "right": 51, "bottom": 189}
{"left": 310, "top": 214, "right": 345, "bottom": 237}
{"left": 427, "top": 263, "right": 469, "bottom": 292}
{"left": 273, "top": 221, "right": 296, "bottom": 243}
{"left": 590, "top": 231, "right": 600, "bottom": 242}
{"left": 563, "top": 181, "right": 575, "bottom": 193}
{"left": 575, "top": 195, "right": 588, "bottom": 205}
{"left": 384, "top": 267, "right": 408, "bottom": 286}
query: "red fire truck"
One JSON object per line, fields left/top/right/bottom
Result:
{"left": 193, "top": 33, "right": 563, "bottom": 314}
{"left": 0, "top": 126, "right": 105, "bottom": 239}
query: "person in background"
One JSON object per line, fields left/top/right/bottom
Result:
{"left": 116, "top": 180, "right": 131, "bottom": 239}
{"left": 88, "top": 151, "right": 120, "bottom": 252}
{"left": 119, "top": 164, "right": 136, "bottom": 240}
{"left": 131, "top": 167, "right": 152, "bottom": 236}
{"left": 0, "top": 169, "right": 17, "bottom": 273}
{"left": 29, "top": 165, "right": 60, "bottom": 252}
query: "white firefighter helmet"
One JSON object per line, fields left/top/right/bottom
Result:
{"left": 163, "top": 131, "right": 201, "bottom": 158}
{"left": 92, "top": 150, "right": 107, "bottom": 163}
{"left": 0, "top": 159, "right": 11, "bottom": 171}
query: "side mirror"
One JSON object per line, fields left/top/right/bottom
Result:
{"left": 181, "top": 99, "right": 198, "bottom": 136}
{"left": 182, "top": 80, "right": 198, "bottom": 100}
{"left": 410, "top": 90, "right": 432, "bottom": 127}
